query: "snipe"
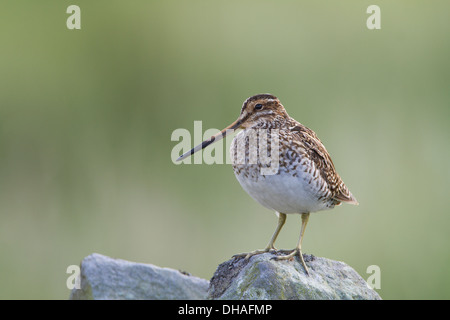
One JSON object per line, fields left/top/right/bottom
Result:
{"left": 177, "top": 94, "right": 358, "bottom": 274}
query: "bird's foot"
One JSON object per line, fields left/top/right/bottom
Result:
{"left": 232, "top": 246, "right": 276, "bottom": 260}
{"left": 271, "top": 248, "right": 310, "bottom": 275}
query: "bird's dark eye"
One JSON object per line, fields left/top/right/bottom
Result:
{"left": 254, "top": 104, "right": 263, "bottom": 110}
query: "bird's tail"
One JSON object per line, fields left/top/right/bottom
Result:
{"left": 334, "top": 187, "right": 359, "bottom": 206}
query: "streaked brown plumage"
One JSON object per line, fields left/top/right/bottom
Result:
{"left": 177, "top": 94, "right": 358, "bottom": 274}
{"left": 289, "top": 121, "right": 357, "bottom": 206}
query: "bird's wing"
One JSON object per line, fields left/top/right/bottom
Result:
{"left": 290, "top": 123, "right": 358, "bottom": 205}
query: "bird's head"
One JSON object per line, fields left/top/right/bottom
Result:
{"left": 176, "top": 94, "right": 287, "bottom": 161}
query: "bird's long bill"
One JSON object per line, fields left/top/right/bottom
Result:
{"left": 176, "top": 119, "right": 242, "bottom": 161}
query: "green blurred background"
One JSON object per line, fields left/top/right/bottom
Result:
{"left": 1, "top": 0, "right": 449, "bottom": 299}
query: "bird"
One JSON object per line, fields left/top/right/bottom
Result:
{"left": 176, "top": 94, "right": 358, "bottom": 274}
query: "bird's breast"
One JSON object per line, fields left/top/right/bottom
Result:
{"left": 229, "top": 129, "right": 334, "bottom": 213}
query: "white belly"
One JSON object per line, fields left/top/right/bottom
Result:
{"left": 234, "top": 169, "right": 332, "bottom": 214}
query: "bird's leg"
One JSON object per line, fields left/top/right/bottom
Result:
{"left": 273, "top": 213, "right": 310, "bottom": 275}
{"left": 264, "top": 212, "right": 286, "bottom": 251}
{"left": 233, "top": 213, "right": 286, "bottom": 259}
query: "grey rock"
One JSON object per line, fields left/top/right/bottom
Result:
{"left": 69, "top": 252, "right": 381, "bottom": 300}
{"left": 69, "top": 253, "right": 209, "bottom": 300}
{"left": 208, "top": 252, "right": 381, "bottom": 300}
